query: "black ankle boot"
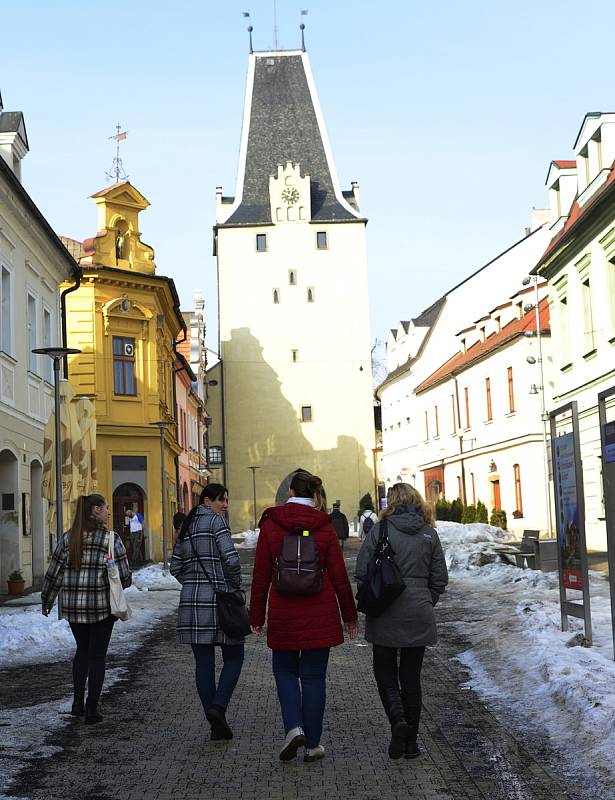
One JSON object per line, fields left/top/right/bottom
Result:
{"left": 84, "top": 700, "right": 103, "bottom": 725}
{"left": 404, "top": 704, "right": 421, "bottom": 759}
{"left": 70, "top": 689, "right": 85, "bottom": 716}
{"left": 383, "top": 688, "right": 408, "bottom": 759}
{"left": 205, "top": 705, "right": 232, "bottom": 740}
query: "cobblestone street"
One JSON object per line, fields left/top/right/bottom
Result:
{"left": 0, "top": 544, "right": 600, "bottom": 800}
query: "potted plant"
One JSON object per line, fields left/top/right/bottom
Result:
{"left": 7, "top": 570, "right": 25, "bottom": 595}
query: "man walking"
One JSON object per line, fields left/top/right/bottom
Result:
{"left": 330, "top": 501, "right": 350, "bottom": 552}
{"left": 127, "top": 509, "right": 144, "bottom": 567}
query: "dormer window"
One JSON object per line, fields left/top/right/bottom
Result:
{"left": 289, "top": 269, "right": 296, "bottom": 285}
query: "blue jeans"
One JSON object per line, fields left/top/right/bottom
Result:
{"left": 272, "top": 648, "right": 330, "bottom": 748}
{"left": 191, "top": 644, "right": 244, "bottom": 711}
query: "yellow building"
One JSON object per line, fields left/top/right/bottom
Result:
{"left": 62, "top": 181, "right": 184, "bottom": 561}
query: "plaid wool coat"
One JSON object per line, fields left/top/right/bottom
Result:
{"left": 170, "top": 506, "right": 243, "bottom": 644}
{"left": 41, "top": 527, "right": 132, "bottom": 624}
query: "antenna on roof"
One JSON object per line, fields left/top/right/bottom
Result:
{"left": 300, "top": 9, "right": 308, "bottom": 51}
{"left": 273, "top": 0, "right": 278, "bottom": 50}
{"left": 106, "top": 123, "right": 128, "bottom": 183}
{"left": 243, "top": 11, "right": 253, "bottom": 53}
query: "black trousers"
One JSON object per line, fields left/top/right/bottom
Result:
{"left": 372, "top": 644, "right": 425, "bottom": 736}
{"left": 69, "top": 616, "right": 116, "bottom": 708}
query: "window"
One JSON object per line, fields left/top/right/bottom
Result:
{"left": 316, "top": 231, "right": 328, "bottom": 250}
{"left": 434, "top": 405, "right": 439, "bottom": 437}
{"left": 301, "top": 405, "right": 312, "bottom": 423}
{"left": 208, "top": 446, "right": 223, "bottom": 465}
{"left": 112, "top": 336, "right": 136, "bottom": 395}
{"left": 470, "top": 472, "right": 476, "bottom": 505}
{"left": 451, "top": 394, "right": 457, "bottom": 433}
{"left": 581, "top": 277, "right": 596, "bottom": 353}
{"left": 424, "top": 410, "right": 429, "bottom": 440}
{"left": 1, "top": 266, "right": 11, "bottom": 353}
{"left": 273, "top": 289, "right": 280, "bottom": 304}
{"left": 558, "top": 294, "right": 571, "bottom": 367}
{"left": 288, "top": 270, "right": 296, "bottom": 286}
{"left": 27, "top": 293, "right": 37, "bottom": 374}
{"left": 256, "top": 233, "right": 267, "bottom": 252}
{"left": 291, "top": 349, "right": 298, "bottom": 362}
{"left": 485, "top": 377, "right": 492, "bottom": 421}
{"left": 457, "top": 476, "right": 462, "bottom": 499}
{"left": 43, "top": 308, "right": 52, "bottom": 382}
{"left": 464, "top": 387, "right": 470, "bottom": 429}
{"left": 513, "top": 464, "right": 523, "bottom": 515}
{"left": 307, "top": 287, "right": 314, "bottom": 303}
{"left": 507, "top": 367, "right": 515, "bottom": 413}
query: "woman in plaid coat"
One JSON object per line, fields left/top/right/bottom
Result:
{"left": 170, "top": 484, "right": 244, "bottom": 741}
{"left": 41, "top": 493, "right": 131, "bottom": 724}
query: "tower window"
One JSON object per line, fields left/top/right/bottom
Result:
{"left": 301, "top": 405, "right": 312, "bottom": 422}
{"left": 289, "top": 270, "right": 296, "bottom": 285}
{"left": 256, "top": 234, "right": 267, "bottom": 252}
{"left": 307, "top": 287, "right": 314, "bottom": 302}
{"left": 273, "top": 289, "right": 280, "bottom": 304}
{"left": 292, "top": 349, "right": 298, "bottom": 362}
{"left": 316, "top": 231, "right": 328, "bottom": 250}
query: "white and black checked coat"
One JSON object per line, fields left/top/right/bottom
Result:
{"left": 41, "top": 527, "right": 131, "bottom": 624}
{"left": 170, "top": 506, "right": 243, "bottom": 644}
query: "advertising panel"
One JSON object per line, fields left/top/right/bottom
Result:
{"left": 552, "top": 432, "right": 583, "bottom": 590}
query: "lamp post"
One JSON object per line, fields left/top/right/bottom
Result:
{"left": 247, "top": 465, "right": 261, "bottom": 531}
{"left": 150, "top": 421, "right": 170, "bottom": 572}
{"left": 33, "top": 346, "right": 81, "bottom": 617}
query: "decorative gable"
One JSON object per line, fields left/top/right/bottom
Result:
{"left": 269, "top": 161, "right": 311, "bottom": 224}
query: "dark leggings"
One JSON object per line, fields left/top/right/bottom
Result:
{"left": 69, "top": 616, "right": 116, "bottom": 708}
{"left": 372, "top": 644, "right": 425, "bottom": 721}
{"left": 191, "top": 644, "right": 245, "bottom": 712}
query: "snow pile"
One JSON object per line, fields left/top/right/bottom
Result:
{"left": 436, "top": 520, "right": 509, "bottom": 570}
{"left": 233, "top": 529, "right": 259, "bottom": 549}
{"left": 131, "top": 563, "right": 181, "bottom": 591}
{"left": 438, "top": 520, "right": 615, "bottom": 789}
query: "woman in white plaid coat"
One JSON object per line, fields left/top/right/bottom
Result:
{"left": 170, "top": 484, "right": 244, "bottom": 741}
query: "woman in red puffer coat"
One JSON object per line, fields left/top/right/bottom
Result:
{"left": 249, "top": 470, "right": 358, "bottom": 764}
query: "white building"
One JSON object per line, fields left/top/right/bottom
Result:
{"left": 213, "top": 48, "right": 375, "bottom": 530}
{"left": 0, "top": 95, "right": 78, "bottom": 591}
{"left": 378, "top": 222, "right": 552, "bottom": 514}
{"left": 535, "top": 112, "right": 615, "bottom": 550}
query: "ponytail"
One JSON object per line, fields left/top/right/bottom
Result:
{"left": 68, "top": 493, "right": 106, "bottom": 569}
{"left": 290, "top": 470, "right": 323, "bottom": 500}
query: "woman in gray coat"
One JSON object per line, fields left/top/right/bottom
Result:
{"left": 356, "top": 483, "right": 448, "bottom": 760}
{"left": 170, "top": 484, "right": 244, "bottom": 741}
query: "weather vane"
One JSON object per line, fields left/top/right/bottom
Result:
{"left": 300, "top": 9, "right": 308, "bottom": 50}
{"left": 243, "top": 11, "right": 253, "bottom": 53}
{"left": 106, "top": 123, "right": 128, "bottom": 183}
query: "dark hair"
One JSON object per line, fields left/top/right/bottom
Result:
{"left": 69, "top": 493, "right": 106, "bottom": 569}
{"left": 290, "top": 471, "right": 323, "bottom": 499}
{"left": 199, "top": 484, "right": 228, "bottom": 504}
{"left": 173, "top": 511, "right": 186, "bottom": 530}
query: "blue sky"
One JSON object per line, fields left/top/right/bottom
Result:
{"left": 2, "top": 1, "right": 615, "bottom": 351}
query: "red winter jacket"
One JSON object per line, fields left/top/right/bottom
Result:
{"left": 249, "top": 503, "right": 358, "bottom": 650}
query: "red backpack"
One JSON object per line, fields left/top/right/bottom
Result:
{"left": 274, "top": 527, "right": 322, "bottom": 595}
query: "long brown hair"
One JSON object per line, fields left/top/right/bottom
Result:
{"left": 290, "top": 470, "right": 323, "bottom": 501}
{"left": 68, "top": 493, "right": 106, "bottom": 569}
{"left": 381, "top": 483, "right": 434, "bottom": 526}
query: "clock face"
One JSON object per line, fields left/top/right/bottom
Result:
{"left": 281, "top": 187, "right": 300, "bottom": 205}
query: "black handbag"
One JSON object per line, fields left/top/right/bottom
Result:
{"left": 187, "top": 531, "right": 251, "bottom": 639}
{"left": 356, "top": 518, "right": 406, "bottom": 617}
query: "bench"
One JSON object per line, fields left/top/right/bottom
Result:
{"left": 491, "top": 532, "right": 558, "bottom": 572}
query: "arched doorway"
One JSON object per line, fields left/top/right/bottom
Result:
{"left": 113, "top": 483, "right": 145, "bottom": 560}
{"left": 0, "top": 449, "right": 19, "bottom": 587}
{"left": 30, "top": 459, "right": 45, "bottom": 583}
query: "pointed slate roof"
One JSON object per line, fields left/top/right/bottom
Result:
{"left": 223, "top": 51, "right": 362, "bottom": 226}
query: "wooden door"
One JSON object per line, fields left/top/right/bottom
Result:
{"left": 492, "top": 480, "right": 501, "bottom": 511}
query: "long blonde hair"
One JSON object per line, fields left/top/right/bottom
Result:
{"left": 68, "top": 493, "right": 106, "bottom": 569}
{"left": 381, "top": 483, "right": 434, "bottom": 526}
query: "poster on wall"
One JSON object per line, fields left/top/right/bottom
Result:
{"left": 552, "top": 432, "right": 583, "bottom": 590}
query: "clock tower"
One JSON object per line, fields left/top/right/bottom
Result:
{"left": 212, "top": 48, "right": 375, "bottom": 530}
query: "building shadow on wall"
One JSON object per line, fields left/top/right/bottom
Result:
{"left": 222, "top": 327, "right": 374, "bottom": 528}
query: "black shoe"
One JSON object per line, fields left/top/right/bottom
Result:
{"left": 210, "top": 728, "right": 226, "bottom": 742}
{"left": 404, "top": 741, "right": 420, "bottom": 759}
{"left": 388, "top": 720, "right": 409, "bottom": 760}
{"left": 205, "top": 705, "right": 232, "bottom": 740}
{"left": 84, "top": 708, "right": 103, "bottom": 725}
{"left": 70, "top": 689, "right": 85, "bottom": 717}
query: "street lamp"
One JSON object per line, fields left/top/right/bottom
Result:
{"left": 247, "top": 465, "right": 261, "bottom": 531}
{"left": 33, "top": 346, "right": 81, "bottom": 617}
{"left": 150, "top": 421, "right": 170, "bottom": 572}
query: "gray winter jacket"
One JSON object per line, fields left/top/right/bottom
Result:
{"left": 355, "top": 506, "right": 448, "bottom": 648}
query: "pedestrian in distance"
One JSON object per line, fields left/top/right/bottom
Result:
{"left": 330, "top": 500, "right": 350, "bottom": 551}
{"left": 41, "top": 493, "right": 131, "bottom": 724}
{"left": 249, "top": 470, "right": 359, "bottom": 763}
{"left": 172, "top": 511, "right": 186, "bottom": 546}
{"left": 170, "top": 484, "right": 245, "bottom": 742}
{"left": 127, "top": 509, "right": 144, "bottom": 568}
{"left": 355, "top": 483, "right": 448, "bottom": 760}
{"left": 358, "top": 502, "right": 378, "bottom": 541}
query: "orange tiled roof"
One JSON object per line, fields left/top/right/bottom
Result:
{"left": 176, "top": 336, "right": 191, "bottom": 363}
{"left": 414, "top": 298, "right": 549, "bottom": 395}
{"left": 553, "top": 160, "right": 576, "bottom": 169}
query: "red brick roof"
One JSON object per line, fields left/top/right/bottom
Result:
{"left": 415, "top": 298, "right": 550, "bottom": 395}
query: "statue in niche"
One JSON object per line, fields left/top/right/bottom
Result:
{"left": 115, "top": 230, "right": 126, "bottom": 260}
